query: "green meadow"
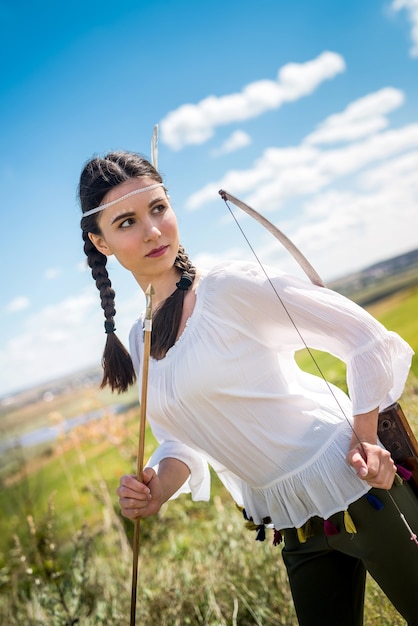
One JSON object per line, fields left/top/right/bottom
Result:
{"left": 0, "top": 284, "right": 417, "bottom": 625}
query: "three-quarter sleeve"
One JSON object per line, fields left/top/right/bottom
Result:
{"left": 206, "top": 262, "right": 413, "bottom": 414}
{"left": 278, "top": 277, "right": 413, "bottom": 413}
{"left": 146, "top": 419, "right": 211, "bottom": 501}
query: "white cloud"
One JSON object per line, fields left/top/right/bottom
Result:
{"left": 229, "top": 155, "right": 418, "bottom": 283}
{"left": 0, "top": 280, "right": 143, "bottom": 397}
{"left": 6, "top": 296, "right": 30, "bottom": 313}
{"left": 358, "top": 149, "right": 418, "bottom": 188}
{"left": 237, "top": 122, "right": 418, "bottom": 212}
{"left": 182, "top": 88, "right": 418, "bottom": 283}
{"left": 186, "top": 145, "right": 319, "bottom": 210}
{"left": 186, "top": 166, "right": 273, "bottom": 211}
{"left": 292, "top": 174, "right": 418, "bottom": 280}
{"left": 0, "top": 291, "right": 103, "bottom": 396}
{"left": 305, "top": 88, "right": 404, "bottom": 144}
{"left": 44, "top": 267, "right": 61, "bottom": 280}
{"left": 185, "top": 85, "right": 418, "bottom": 213}
{"left": 392, "top": 0, "right": 418, "bottom": 57}
{"left": 77, "top": 260, "right": 88, "bottom": 272}
{"left": 212, "top": 130, "right": 252, "bottom": 156}
{"left": 160, "top": 51, "right": 345, "bottom": 150}
{"left": 0, "top": 291, "right": 98, "bottom": 392}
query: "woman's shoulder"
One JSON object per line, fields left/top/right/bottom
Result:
{"left": 200, "top": 260, "right": 293, "bottom": 294}
{"left": 202, "top": 260, "right": 267, "bottom": 284}
{"left": 195, "top": 261, "right": 289, "bottom": 314}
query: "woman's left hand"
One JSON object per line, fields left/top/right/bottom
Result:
{"left": 346, "top": 441, "right": 396, "bottom": 489}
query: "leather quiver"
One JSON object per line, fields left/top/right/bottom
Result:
{"left": 378, "top": 402, "right": 418, "bottom": 497}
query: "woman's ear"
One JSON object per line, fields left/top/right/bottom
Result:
{"left": 88, "top": 232, "right": 113, "bottom": 256}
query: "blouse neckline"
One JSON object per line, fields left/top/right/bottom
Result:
{"left": 149, "top": 271, "right": 206, "bottom": 364}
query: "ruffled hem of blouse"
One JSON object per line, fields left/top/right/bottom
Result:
{"left": 241, "top": 427, "right": 371, "bottom": 530}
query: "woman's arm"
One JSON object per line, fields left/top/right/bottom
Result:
{"left": 346, "top": 407, "right": 396, "bottom": 489}
{"left": 117, "top": 457, "right": 191, "bottom": 520}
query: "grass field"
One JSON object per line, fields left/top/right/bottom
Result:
{"left": 0, "top": 284, "right": 417, "bottom": 624}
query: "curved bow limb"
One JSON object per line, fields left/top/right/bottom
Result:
{"left": 219, "top": 189, "right": 325, "bottom": 288}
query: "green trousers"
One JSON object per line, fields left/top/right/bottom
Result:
{"left": 282, "top": 483, "right": 418, "bottom": 626}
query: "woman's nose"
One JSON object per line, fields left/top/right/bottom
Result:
{"left": 144, "top": 220, "right": 161, "bottom": 241}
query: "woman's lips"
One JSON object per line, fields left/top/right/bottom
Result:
{"left": 146, "top": 245, "right": 168, "bottom": 258}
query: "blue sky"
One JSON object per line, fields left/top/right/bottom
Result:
{"left": 1, "top": 0, "right": 418, "bottom": 398}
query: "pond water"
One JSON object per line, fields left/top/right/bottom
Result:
{"left": 0, "top": 404, "right": 125, "bottom": 453}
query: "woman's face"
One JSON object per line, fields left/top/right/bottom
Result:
{"left": 88, "top": 177, "right": 180, "bottom": 286}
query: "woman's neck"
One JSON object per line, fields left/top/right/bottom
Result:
{"left": 136, "top": 268, "right": 181, "bottom": 309}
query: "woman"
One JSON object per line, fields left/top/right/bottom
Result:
{"left": 79, "top": 150, "right": 418, "bottom": 625}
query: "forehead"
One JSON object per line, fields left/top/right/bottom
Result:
{"left": 102, "top": 177, "right": 159, "bottom": 205}
{"left": 97, "top": 178, "right": 168, "bottom": 228}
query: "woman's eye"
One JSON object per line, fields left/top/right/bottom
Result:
{"left": 119, "top": 217, "right": 135, "bottom": 229}
{"left": 152, "top": 203, "right": 167, "bottom": 214}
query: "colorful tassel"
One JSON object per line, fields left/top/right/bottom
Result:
{"left": 396, "top": 464, "right": 413, "bottom": 481}
{"left": 256, "top": 525, "right": 266, "bottom": 542}
{"left": 297, "top": 526, "right": 307, "bottom": 543}
{"left": 244, "top": 520, "right": 260, "bottom": 531}
{"left": 272, "top": 529, "right": 283, "bottom": 546}
{"left": 343, "top": 510, "right": 357, "bottom": 534}
{"left": 304, "top": 519, "right": 313, "bottom": 540}
{"left": 296, "top": 520, "right": 314, "bottom": 543}
{"left": 366, "top": 492, "right": 384, "bottom": 511}
{"left": 324, "top": 519, "right": 339, "bottom": 536}
{"left": 237, "top": 506, "right": 282, "bottom": 546}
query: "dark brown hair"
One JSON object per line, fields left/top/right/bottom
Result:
{"left": 79, "top": 150, "right": 195, "bottom": 393}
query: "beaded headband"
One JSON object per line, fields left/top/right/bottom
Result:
{"left": 81, "top": 182, "right": 165, "bottom": 218}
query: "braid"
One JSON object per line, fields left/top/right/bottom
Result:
{"left": 151, "top": 245, "right": 196, "bottom": 359}
{"left": 83, "top": 234, "right": 116, "bottom": 321}
{"left": 174, "top": 244, "right": 196, "bottom": 275}
{"left": 83, "top": 233, "right": 135, "bottom": 393}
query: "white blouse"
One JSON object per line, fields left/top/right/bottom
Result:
{"left": 129, "top": 261, "right": 413, "bottom": 530}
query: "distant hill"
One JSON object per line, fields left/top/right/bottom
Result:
{"left": 329, "top": 248, "right": 418, "bottom": 306}
{"left": 0, "top": 365, "right": 103, "bottom": 411}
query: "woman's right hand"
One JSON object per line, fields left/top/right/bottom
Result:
{"left": 116, "top": 468, "right": 164, "bottom": 520}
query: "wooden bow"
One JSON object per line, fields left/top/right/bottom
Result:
{"left": 219, "top": 188, "right": 418, "bottom": 545}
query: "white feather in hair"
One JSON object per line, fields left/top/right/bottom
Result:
{"left": 151, "top": 124, "right": 159, "bottom": 171}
